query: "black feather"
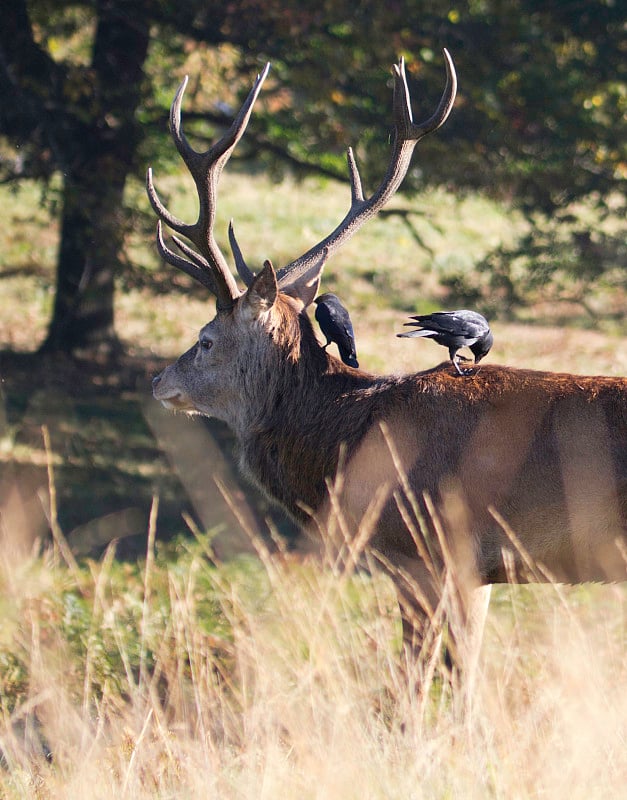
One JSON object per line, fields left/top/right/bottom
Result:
{"left": 314, "top": 293, "right": 359, "bottom": 368}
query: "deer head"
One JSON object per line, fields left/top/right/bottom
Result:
{"left": 149, "top": 53, "right": 457, "bottom": 430}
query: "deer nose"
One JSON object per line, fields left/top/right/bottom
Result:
{"left": 152, "top": 374, "right": 161, "bottom": 390}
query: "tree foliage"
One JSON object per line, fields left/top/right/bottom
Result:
{"left": 222, "top": 0, "right": 626, "bottom": 212}
{"left": 1, "top": 0, "right": 624, "bottom": 354}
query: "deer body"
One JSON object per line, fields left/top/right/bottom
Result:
{"left": 154, "top": 282, "right": 627, "bottom": 583}
{"left": 149, "top": 53, "right": 627, "bottom": 660}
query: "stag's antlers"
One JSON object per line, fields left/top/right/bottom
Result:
{"left": 147, "top": 51, "right": 457, "bottom": 309}
{"left": 275, "top": 50, "right": 457, "bottom": 301}
{"left": 146, "top": 63, "right": 271, "bottom": 310}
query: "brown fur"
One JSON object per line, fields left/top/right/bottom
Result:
{"left": 154, "top": 277, "right": 627, "bottom": 657}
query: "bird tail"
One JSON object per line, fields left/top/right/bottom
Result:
{"left": 396, "top": 329, "right": 434, "bottom": 339}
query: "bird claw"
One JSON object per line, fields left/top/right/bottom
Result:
{"left": 452, "top": 360, "right": 475, "bottom": 377}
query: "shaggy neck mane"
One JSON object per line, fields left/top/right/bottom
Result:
{"left": 238, "top": 296, "right": 375, "bottom": 518}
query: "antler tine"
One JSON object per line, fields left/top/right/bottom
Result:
{"left": 146, "top": 167, "right": 190, "bottom": 236}
{"left": 228, "top": 220, "right": 256, "bottom": 287}
{"left": 171, "top": 233, "right": 215, "bottom": 273}
{"left": 347, "top": 147, "right": 365, "bottom": 204}
{"left": 393, "top": 48, "right": 457, "bottom": 139}
{"left": 147, "top": 63, "right": 271, "bottom": 311}
{"left": 155, "top": 221, "right": 218, "bottom": 294}
{"left": 276, "top": 49, "right": 457, "bottom": 305}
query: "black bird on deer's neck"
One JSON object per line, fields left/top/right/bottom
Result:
{"left": 314, "top": 293, "right": 359, "bottom": 368}
{"left": 397, "top": 309, "right": 493, "bottom": 376}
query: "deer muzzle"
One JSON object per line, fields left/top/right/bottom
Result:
{"left": 152, "top": 371, "right": 194, "bottom": 411}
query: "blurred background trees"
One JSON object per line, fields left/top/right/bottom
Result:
{"left": 1, "top": 0, "right": 625, "bottom": 356}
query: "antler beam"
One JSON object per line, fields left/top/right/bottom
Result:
{"left": 275, "top": 49, "right": 457, "bottom": 302}
{"left": 146, "top": 63, "right": 271, "bottom": 310}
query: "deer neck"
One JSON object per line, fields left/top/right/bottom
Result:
{"left": 233, "top": 328, "right": 374, "bottom": 520}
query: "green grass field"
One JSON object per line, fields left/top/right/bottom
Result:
{"left": 0, "top": 173, "right": 626, "bottom": 797}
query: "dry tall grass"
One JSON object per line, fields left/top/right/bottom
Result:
{"left": 1, "top": 485, "right": 625, "bottom": 799}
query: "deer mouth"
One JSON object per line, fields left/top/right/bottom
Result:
{"left": 154, "top": 391, "right": 196, "bottom": 412}
{"left": 159, "top": 394, "right": 187, "bottom": 410}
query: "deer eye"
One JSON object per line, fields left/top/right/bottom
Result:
{"left": 199, "top": 337, "right": 213, "bottom": 351}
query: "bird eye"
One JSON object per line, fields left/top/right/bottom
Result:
{"left": 199, "top": 338, "right": 213, "bottom": 351}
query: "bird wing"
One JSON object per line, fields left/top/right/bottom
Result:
{"left": 328, "top": 304, "right": 355, "bottom": 337}
{"left": 327, "top": 305, "right": 357, "bottom": 352}
{"left": 316, "top": 299, "right": 358, "bottom": 359}
{"left": 406, "top": 310, "right": 487, "bottom": 341}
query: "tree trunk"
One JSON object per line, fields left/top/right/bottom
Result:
{"left": 40, "top": 2, "right": 150, "bottom": 356}
{"left": 42, "top": 163, "right": 125, "bottom": 355}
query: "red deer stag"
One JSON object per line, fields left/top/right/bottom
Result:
{"left": 149, "top": 52, "right": 627, "bottom": 664}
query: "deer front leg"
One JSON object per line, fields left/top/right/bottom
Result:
{"left": 384, "top": 551, "right": 486, "bottom": 683}
{"left": 381, "top": 553, "right": 447, "bottom": 664}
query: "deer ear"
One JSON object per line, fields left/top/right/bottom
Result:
{"left": 243, "top": 259, "right": 278, "bottom": 318}
{"left": 282, "top": 275, "right": 320, "bottom": 310}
